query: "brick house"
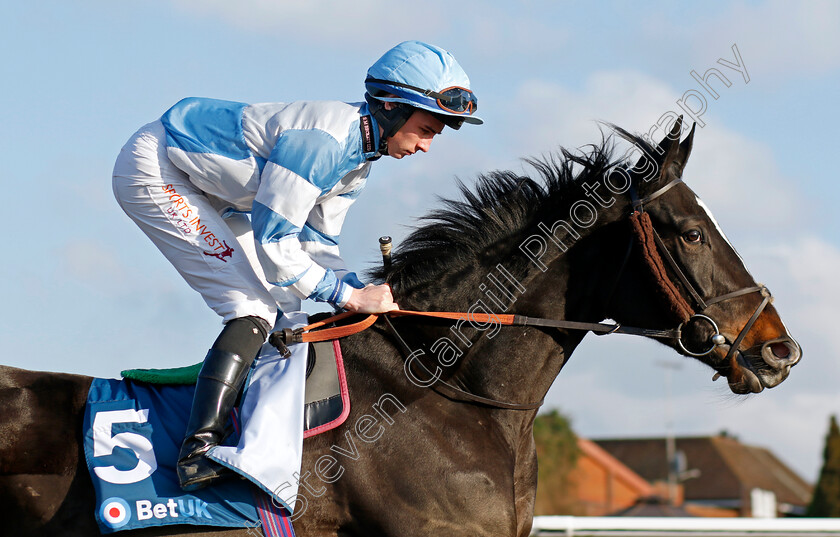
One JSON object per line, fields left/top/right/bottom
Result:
{"left": 593, "top": 434, "right": 813, "bottom": 517}
{"left": 536, "top": 437, "right": 662, "bottom": 516}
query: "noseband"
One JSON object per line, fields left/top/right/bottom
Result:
{"left": 629, "top": 178, "right": 772, "bottom": 361}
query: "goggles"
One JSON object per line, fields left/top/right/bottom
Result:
{"left": 366, "top": 77, "right": 478, "bottom": 115}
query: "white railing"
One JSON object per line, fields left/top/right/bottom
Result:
{"left": 531, "top": 517, "right": 840, "bottom": 537}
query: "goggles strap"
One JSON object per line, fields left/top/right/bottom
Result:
{"left": 366, "top": 77, "right": 446, "bottom": 99}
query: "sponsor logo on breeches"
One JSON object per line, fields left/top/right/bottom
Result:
{"left": 161, "top": 184, "right": 235, "bottom": 262}
{"left": 204, "top": 240, "right": 234, "bottom": 262}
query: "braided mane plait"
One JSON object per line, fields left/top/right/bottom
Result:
{"left": 629, "top": 211, "right": 693, "bottom": 323}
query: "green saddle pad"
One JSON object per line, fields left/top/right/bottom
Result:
{"left": 121, "top": 363, "right": 202, "bottom": 385}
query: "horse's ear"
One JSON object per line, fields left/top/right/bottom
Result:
{"left": 660, "top": 117, "right": 695, "bottom": 179}
{"left": 677, "top": 122, "right": 696, "bottom": 172}
{"left": 656, "top": 116, "right": 683, "bottom": 157}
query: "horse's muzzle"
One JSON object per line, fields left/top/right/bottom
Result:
{"left": 723, "top": 336, "right": 801, "bottom": 393}
{"left": 755, "top": 336, "right": 801, "bottom": 389}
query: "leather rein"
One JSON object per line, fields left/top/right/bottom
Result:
{"left": 270, "top": 178, "right": 772, "bottom": 410}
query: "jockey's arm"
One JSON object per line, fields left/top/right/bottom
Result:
{"left": 301, "top": 191, "right": 399, "bottom": 314}
{"left": 252, "top": 129, "right": 398, "bottom": 313}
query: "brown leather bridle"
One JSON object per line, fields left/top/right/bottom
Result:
{"left": 629, "top": 178, "right": 772, "bottom": 361}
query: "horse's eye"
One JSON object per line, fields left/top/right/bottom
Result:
{"left": 683, "top": 229, "right": 703, "bottom": 243}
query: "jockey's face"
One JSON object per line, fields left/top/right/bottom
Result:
{"left": 385, "top": 107, "right": 444, "bottom": 159}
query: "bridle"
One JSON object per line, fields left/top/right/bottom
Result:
{"left": 270, "top": 177, "right": 773, "bottom": 410}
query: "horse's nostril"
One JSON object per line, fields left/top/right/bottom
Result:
{"left": 770, "top": 342, "right": 791, "bottom": 359}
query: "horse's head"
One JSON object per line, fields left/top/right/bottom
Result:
{"left": 377, "top": 118, "right": 800, "bottom": 400}
{"left": 606, "top": 118, "right": 801, "bottom": 394}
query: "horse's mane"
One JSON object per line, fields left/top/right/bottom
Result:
{"left": 372, "top": 127, "right": 648, "bottom": 294}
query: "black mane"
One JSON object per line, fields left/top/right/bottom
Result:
{"left": 372, "top": 128, "right": 648, "bottom": 294}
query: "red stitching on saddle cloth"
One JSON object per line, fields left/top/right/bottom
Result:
{"left": 629, "top": 212, "right": 693, "bottom": 323}
{"left": 302, "top": 339, "right": 351, "bottom": 438}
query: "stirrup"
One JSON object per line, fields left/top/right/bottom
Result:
{"left": 177, "top": 453, "right": 236, "bottom": 491}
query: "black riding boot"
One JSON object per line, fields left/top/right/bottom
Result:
{"left": 177, "top": 316, "right": 269, "bottom": 490}
{"left": 176, "top": 348, "right": 254, "bottom": 490}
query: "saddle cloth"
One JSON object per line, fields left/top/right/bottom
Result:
{"left": 84, "top": 312, "right": 350, "bottom": 533}
{"left": 83, "top": 377, "right": 281, "bottom": 534}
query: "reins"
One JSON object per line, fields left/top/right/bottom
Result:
{"left": 268, "top": 307, "right": 684, "bottom": 412}
{"left": 270, "top": 309, "right": 681, "bottom": 348}
{"left": 268, "top": 310, "right": 552, "bottom": 410}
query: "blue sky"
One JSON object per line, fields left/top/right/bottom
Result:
{"left": 2, "top": 1, "right": 838, "bottom": 485}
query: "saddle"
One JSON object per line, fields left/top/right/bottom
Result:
{"left": 301, "top": 340, "right": 349, "bottom": 436}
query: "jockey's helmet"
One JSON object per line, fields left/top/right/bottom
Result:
{"left": 365, "top": 41, "right": 482, "bottom": 155}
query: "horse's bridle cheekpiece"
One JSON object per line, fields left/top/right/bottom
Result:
{"left": 628, "top": 178, "right": 772, "bottom": 362}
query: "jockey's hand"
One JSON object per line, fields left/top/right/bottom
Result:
{"left": 344, "top": 284, "right": 399, "bottom": 313}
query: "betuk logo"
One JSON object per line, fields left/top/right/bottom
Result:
{"left": 136, "top": 498, "right": 213, "bottom": 521}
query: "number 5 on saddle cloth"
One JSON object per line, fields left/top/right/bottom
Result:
{"left": 83, "top": 312, "right": 350, "bottom": 534}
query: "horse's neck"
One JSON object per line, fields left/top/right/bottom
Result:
{"left": 453, "top": 258, "right": 597, "bottom": 411}
{"left": 383, "top": 198, "right": 627, "bottom": 431}
{"left": 402, "top": 229, "right": 617, "bottom": 418}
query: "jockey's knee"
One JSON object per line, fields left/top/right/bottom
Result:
{"left": 210, "top": 316, "right": 271, "bottom": 360}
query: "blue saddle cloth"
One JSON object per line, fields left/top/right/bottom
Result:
{"left": 83, "top": 377, "right": 291, "bottom": 535}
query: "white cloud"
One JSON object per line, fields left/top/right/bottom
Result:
{"left": 688, "top": 0, "right": 840, "bottom": 78}
{"left": 500, "top": 70, "right": 810, "bottom": 236}
{"left": 681, "top": 127, "right": 805, "bottom": 233}
{"left": 502, "top": 71, "right": 681, "bottom": 156}
{"left": 61, "top": 239, "right": 125, "bottom": 287}
{"left": 169, "top": 0, "right": 444, "bottom": 48}
{"left": 746, "top": 235, "right": 840, "bottom": 345}
{"left": 723, "top": 0, "right": 840, "bottom": 78}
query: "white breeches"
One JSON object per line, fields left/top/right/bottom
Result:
{"left": 112, "top": 121, "right": 300, "bottom": 327}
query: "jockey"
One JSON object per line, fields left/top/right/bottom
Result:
{"left": 112, "top": 40, "right": 482, "bottom": 491}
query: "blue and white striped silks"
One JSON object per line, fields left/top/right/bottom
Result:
{"left": 161, "top": 98, "right": 377, "bottom": 307}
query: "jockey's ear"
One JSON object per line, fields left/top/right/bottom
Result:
{"left": 382, "top": 94, "right": 399, "bottom": 111}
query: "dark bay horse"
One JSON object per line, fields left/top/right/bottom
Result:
{"left": 0, "top": 120, "right": 801, "bottom": 536}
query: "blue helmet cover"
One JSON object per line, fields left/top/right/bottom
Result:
{"left": 366, "top": 41, "right": 483, "bottom": 125}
